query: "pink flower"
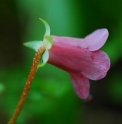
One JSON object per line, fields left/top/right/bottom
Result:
{"left": 24, "top": 19, "right": 110, "bottom": 99}
{"left": 48, "top": 29, "right": 110, "bottom": 99}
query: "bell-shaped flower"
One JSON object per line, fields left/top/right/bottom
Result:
{"left": 48, "top": 29, "right": 110, "bottom": 99}
{"left": 24, "top": 19, "right": 110, "bottom": 99}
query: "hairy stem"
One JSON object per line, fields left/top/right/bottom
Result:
{"left": 8, "top": 45, "right": 46, "bottom": 124}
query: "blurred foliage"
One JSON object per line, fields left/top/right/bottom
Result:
{"left": 0, "top": 65, "right": 82, "bottom": 124}
{"left": 0, "top": 0, "right": 122, "bottom": 124}
{"left": 0, "top": 83, "right": 5, "bottom": 94}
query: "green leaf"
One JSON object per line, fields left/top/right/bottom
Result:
{"left": 23, "top": 41, "right": 43, "bottom": 51}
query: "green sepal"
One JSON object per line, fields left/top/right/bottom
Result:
{"left": 39, "top": 18, "right": 50, "bottom": 36}
{"left": 44, "top": 35, "right": 53, "bottom": 49}
{"left": 44, "top": 35, "right": 53, "bottom": 45}
{"left": 23, "top": 41, "right": 43, "bottom": 52}
{"left": 38, "top": 50, "right": 49, "bottom": 68}
{"left": 24, "top": 18, "right": 53, "bottom": 68}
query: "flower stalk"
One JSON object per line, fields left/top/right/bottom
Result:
{"left": 8, "top": 45, "right": 46, "bottom": 124}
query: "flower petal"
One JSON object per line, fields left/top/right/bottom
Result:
{"left": 82, "top": 50, "right": 110, "bottom": 80}
{"left": 81, "top": 28, "right": 109, "bottom": 51}
{"left": 52, "top": 35, "right": 84, "bottom": 48}
{"left": 70, "top": 72, "right": 90, "bottom": 99}
{"left": 52, "top": 29, "right": 108, "bottom": 51}
{"left": 49, "top": 37, "right": 110, "bottom": 81}
{"left": 48, "top": 39, "right": 91, "bottom": 73}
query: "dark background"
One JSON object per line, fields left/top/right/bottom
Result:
{"left": 0, "top": 0, "right": 122, "bottom": 124}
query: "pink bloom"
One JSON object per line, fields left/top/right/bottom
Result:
{"left": 48, "top": 29, "right": 110, "bottom": 99}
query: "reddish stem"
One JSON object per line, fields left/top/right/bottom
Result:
{"left": 8, "top": 45, "right": 46, "bottom": 124}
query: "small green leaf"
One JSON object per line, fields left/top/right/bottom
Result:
{"left": 23, "top": 41, "right": 43, "bottom": 51}
{"left": 39, "top": 18, "right": 50, "bottom": 36}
